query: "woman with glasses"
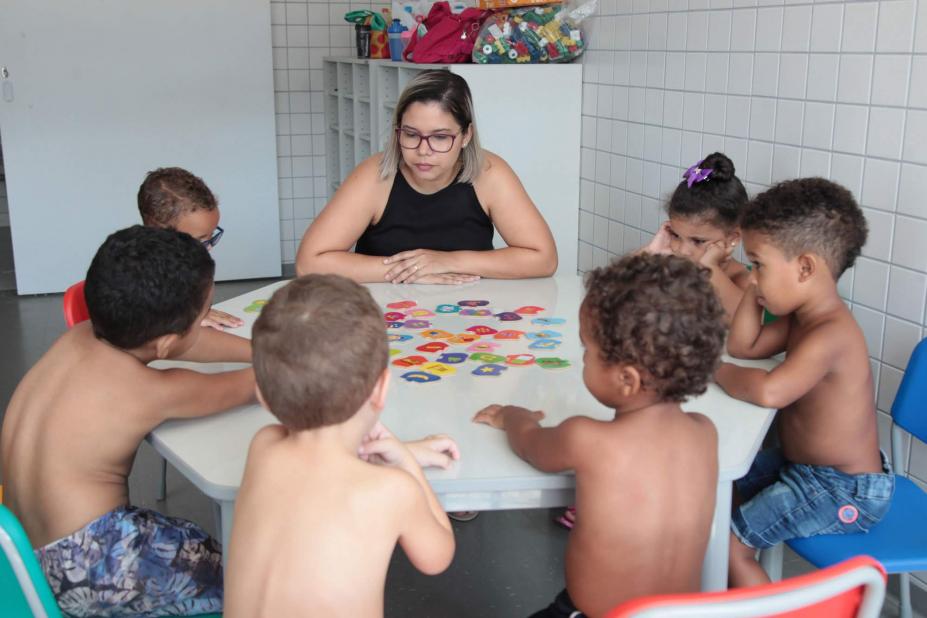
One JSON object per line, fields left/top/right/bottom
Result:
{"left": 296, "top": 70, "right": 558, "bottom": 284}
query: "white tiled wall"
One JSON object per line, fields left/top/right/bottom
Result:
{"left": 578, "top": 0, "right": 927, "bottom": 594}
{"left": 271, "top": 0, "right": 386, "bottom": 263}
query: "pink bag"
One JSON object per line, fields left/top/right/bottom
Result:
{"left": 403, "top": 2, "right": 490, "bottom": 63}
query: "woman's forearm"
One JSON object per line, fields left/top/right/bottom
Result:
{"left": 296, "top": 250, "right": 393, "bottom": 283}
{"left": 451, "top": 246, "right": 557, "bottom": 279}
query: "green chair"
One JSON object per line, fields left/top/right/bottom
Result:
{"left": 0, "top": 503, "right": 62, "bottom": 618}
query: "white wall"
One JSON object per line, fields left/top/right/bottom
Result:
{"left": 270, "top": 0, "right": 387, "bottom": 264}
{"left": 576, "top": 0, "right": 927, "bottom": 597}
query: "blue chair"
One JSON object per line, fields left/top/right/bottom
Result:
{"left": 785, "top": 337, "right": 927, "bottom": 618}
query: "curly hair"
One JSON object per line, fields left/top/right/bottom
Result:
{"left": 583, "top": 254, "right": 727, "bottom": 403}
{"left": 668, "top": 152, "right": 748, "bottom": 231}
{"left": 138, "top": 167, "right": 218, "bottom": 228}
{"left": 741, "top": 177, "right": 867, "bottom": 277}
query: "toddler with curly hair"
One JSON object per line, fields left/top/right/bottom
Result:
{"left": 473, "top": 253, "right": 728, "bottom": 618}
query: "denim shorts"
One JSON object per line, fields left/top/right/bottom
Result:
{"left": 731, "top": 448, "right": 894, "bottom": 550}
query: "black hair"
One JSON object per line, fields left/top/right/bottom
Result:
{"left": 84, "top": 225, "right": 215, "bottom": 349}
{"left": 138, "top": 167, "right": 218, "bottom": 228}
{"left": 668, "top": 152, "right": 748, "bottom": 231}
{"left": 741, "top": 178, "right": 868, "bottom": 277}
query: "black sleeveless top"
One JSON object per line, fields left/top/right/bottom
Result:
{"left": 354, "top": 169, "right": 494, "bottom": 256}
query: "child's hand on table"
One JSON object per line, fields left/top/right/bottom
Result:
{"left": 358, "top": 434, "right": 417, "bottom": 471}
{"left": 359, "top": 422, "right": 460, "bottom": 469}
{"left": 201, "top": 308, "right": 244, "bottom": 330}
{"left": 405, "top": 436, "right": 460, "bottom": 469}
{"left": 472, "top": 404, "right": 545, "bottom": 430}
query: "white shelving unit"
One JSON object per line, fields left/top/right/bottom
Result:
{"left": 322, "top": 58, "right": 582, "bottom": 275}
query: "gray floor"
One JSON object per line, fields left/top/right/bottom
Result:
{"left": 0, "top": 279, "right": 912, "bottom": 617}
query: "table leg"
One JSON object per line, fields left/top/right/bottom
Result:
{"left": 701, "top": 480, "right": 732, "bottom": 592}
{"left": 218, "top": 500, "right": 235, "bottom": 569}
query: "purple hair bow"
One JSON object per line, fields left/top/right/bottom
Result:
{"left": 683, "top": 160, "right": 712, "bottom": 188}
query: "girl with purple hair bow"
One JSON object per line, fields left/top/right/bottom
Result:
{"left": 641, "top": 152, "right": 752, "bottom": 322}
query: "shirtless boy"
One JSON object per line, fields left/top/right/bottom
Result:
{"left": 715, "top": 178, "right": 893, "bottom": 587}
{"left": 1, "top": 225, "right": 255, "bottom": 616}
{"left": 474, "top": 254, "right": 727, "bottom": 617}
{"left": 224, "top": 274, "right": 457, "bottom": 617}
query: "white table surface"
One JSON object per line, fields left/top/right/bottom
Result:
{"left": 149, "top": 275, "right": 776, "bottom": 590}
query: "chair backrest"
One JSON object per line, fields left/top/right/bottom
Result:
{"left": 62, "top": 280, "right": 90, "bottom": 328}
{"left": 0, "top": 505, "right": 62, "bottom": 618}
{"left": 892, "top": 338, "right": 927, "bottom": 445}
{"left": 606, "top": 556, "right": 886, "bottom": 618}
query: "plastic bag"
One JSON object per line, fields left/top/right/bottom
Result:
{"left": 471, "top": 0, "right": 596, "bottom": 64}
{"left": 478, "top": 0, "right": 560, "bottom": 9}
{"left": 404, "top": 1, "right": 490, "bottom": 63}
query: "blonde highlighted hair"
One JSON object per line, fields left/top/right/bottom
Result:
{"left": 378, "top": 70, "right": 485, "bottom": 184}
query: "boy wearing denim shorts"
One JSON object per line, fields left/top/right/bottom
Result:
{"left": 1, "top": 226, "right": 255, "bottom": 616}
{"left": 715, "top": 178, "right": 893, "bottom": 587}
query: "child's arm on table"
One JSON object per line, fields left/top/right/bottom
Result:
{"left": 358, "top": 436, "right": 455, "bottom": 575}
{"left": 175, "top": 326, "right": 252, "bottom": 363}
{"left": 147, "top": 366, "right": 256, "bottom": 421}
{"left": 716, "top": 325, "right": 838, "bottom": 409}
{"left": 726, "top": 284, "right": 790, "bottom": 359}
{"left": 473, "top": 404, "right": 580, "bottom": 473}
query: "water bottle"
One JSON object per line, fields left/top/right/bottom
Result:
{"left": 388, "top": 19, "right": 406, "bottom": 61}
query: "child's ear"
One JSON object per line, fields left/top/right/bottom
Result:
{"left": 369, "top": 367, "right": 391, "bottom": 413}
{"left": 728, "top": 229, "right": 741, "bottom": 248}
{"left": 612, "top": 365, "right": 642, "bottom": 397}
{"left": 153, "top": 333, "right": 181, "bottom": 360}
{"left": 797, "top": 253, "right": 816, "bottom": 282}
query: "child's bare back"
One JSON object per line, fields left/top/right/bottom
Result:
{"left": 474, "top": 254, "right": 728, "bottom": 618}
{"left": 564, "top": 405, "right": 717, "bottom": 616}
{"left": 2, "top": 322, "right": 252, "bottom": 548}
{"left": 224, "top": 275, "right": 456, "bottom": 618}
{"left": 226, "top": 425, "right": 449, "bottom": 617}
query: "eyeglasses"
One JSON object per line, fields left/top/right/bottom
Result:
{"left": 396, "top": 128, "right": 460, "bottom": 153}
{"left": 202, "top": 226, "right": 224, "bottom": 250}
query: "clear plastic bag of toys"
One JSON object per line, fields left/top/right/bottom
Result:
{"left": 471, "top": 0, "right": 596, "bottom": 64}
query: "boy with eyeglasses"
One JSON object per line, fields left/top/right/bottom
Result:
{"left": 2, "top": 226, "right": 256, "bottom": 616}
{"left": 138, "top": 166, "right": 244, "bottom": 331}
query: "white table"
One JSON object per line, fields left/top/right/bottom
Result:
{"left": 148, "top": 275, "right": 776, "bottom": 591}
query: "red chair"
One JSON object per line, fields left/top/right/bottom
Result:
{"left": 62, "top": 280, "right": 168, "bottom": 501}
{"left": 606, "top": 556, "right": 886, "bottom": 618}
{"left": 62, "top": 280, "right": 90, "bottom": 327}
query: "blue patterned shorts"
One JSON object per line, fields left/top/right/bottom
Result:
{"left": 35, "top": 506, "right": 223, "bottom": 617}
{"left": 732, "top": 448, "right": 894, "bottom": 550}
